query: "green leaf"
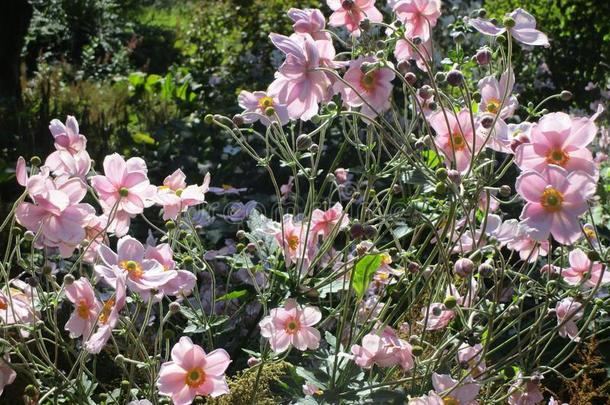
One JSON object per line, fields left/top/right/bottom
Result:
{"left": 352, "top": 254, "right": 384, "bottom": 298}
{"left": 131, "top": 132, "right": 156, "bottom": 145}
{"left": 216, "top": 289, "right": 248, "bottom": 301}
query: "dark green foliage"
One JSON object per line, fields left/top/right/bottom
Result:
{"left": 483, "top": 0, "right": 610, "bottom": 110}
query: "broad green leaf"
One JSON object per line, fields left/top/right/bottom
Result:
{"left": 352, "top": 254, "right": 384, "bottom": 298}
{"left": 216, "top": 289, "right": 248, "bottom": 301}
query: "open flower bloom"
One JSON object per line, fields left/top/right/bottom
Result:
{"left": 560, "top": 248, "right": 609, "bottom": 289}
{"left": 508, "top": 373, "right": 545, "bottom": 405}
{"left": 237, "top": 90, "right": 289, "bottom": 126}
{"left": 15, "top": 172, "right": 95, "bottom": 257}
{"left": 431, "top": 373, "right": 480, "bottom": 405}
{"left": 288, "top": 8, "right": 330, "bottom": 40}
{"left": 451, "top": 213, "right": 501, "bottom": 253}
{"left": 267, "top": 33, "right": 332, "bottom": 121}
{"left": 155, "top": 169, "right": 210, "bottom": 220}
{"left": 469, "top": 8, "right": 549, "bottom": 47}
{"left": 85, "top": 272, "right": 127, "bottom": 354}
{"left": 311, "top": 202, "right": 349, "bottom": 239}
{"left": 0, "top": 355, "right": 16, "bottom": 396}
{"left": 478, "top": 69, "right": 518, "bottom": 119}
{"left": 45, "top": 149, "right": 92, "bottom": 180}
{"left": 516, "top": 165, "right": 596, "bottom": 244}
{"left": 96, "top": 236, "right": 177, "bottom": 297}
{"left": 429, "top": 109, "right": 484, "bottom": 173}
{"left": 64, "top": 278, "right": 102, "bottom": 339}
{"left": 259, "top": 299, "right": 321, "bottom": 352}
{"left": 157, "top": 336, "right": 231, "bottom": 404}
{"left": 49, "top": 115, "right": 87, "bottom": 154}
{"left": 90, "top": 153, "right": 156, "bottom": 236}
{"left": 408, "top": 391, "right": 444, "bottom": 405}
{"left": 0, "top": 280, "right": 39, "bottom": 337}
{"left": 515, "top": 111, "right": 600, "bottom": 178}
{"left": 393, "top": 0, "right": 442, "bottom": 41}
{"left": 555, "top": 297, "right": 583, "bottom": 342}
{"left": 273, "top": 214, "right": 314, "bottom": 267}
{"left": 458, "top": 343, "right": 486, "bottom": 378}
{"left": 339, "top": 56, "right": 395, "bottom": 118}
{"left": 493, "top": 219, "right": 549, "bottom": 262}
{"left": 350, "top": 326, "right": 414, "bottom": 371}
{"left": 145, "top": 243, "right": 197, "bottom": 297}
{"left": 327, "top": 0, "right": 383, "bottom": 37}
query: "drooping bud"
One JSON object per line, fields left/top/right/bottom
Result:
{"left": 454, "top": 258, "right": 475, "bottom": 277}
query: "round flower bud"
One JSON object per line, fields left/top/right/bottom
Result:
{"left": 452, "top": 32, "right": 465, "bottom": 44}
{"left": 478, "top": 262, "right": 494, "bottom": 278}
{"left": 311, "top": 114, "right": 321, "bottom": 124}
{"left": 443, "top": 296, "right": 458, "bottom": 309}
{"left": 163, "top": 329, "right": 175, "bottom": 340}
{"left": 418, "top": 85, "right": 433, "bottom": 100}
{"left": 428, "top": 102, "right": 438, "bottom": 111}
{"left": 502, "top": 16, "right": 516, "bottom": 28}
{"left": 404, "top": 72, "right": 417, "bottom": 85}
{"left": 296, "top": 134, "right": 313, "bottom": 151}
{"left": 499, "top": 185, "right": 512, "bottom": 197}
{"left": 64, "top": 274, "right": 75, "bottom": 285}
{"left": 503, "top": 366, "right": 516, "bottom": 378}
{"left": 121, "top": 380, "right": 130, "bottom": 391}
{"left": 478, "top": 8, "right": 487, "bottom": 18}
{"left": 560, "top": 90, "right": 573, "bottom": 101}
{"left": 183, "top": 256, "right": 194, "bottom": 266}
{"left": 434, "top": 72, "right": 446, "bottom": 83}
{"left": 309, "top": 143, "right": 319, "bottom": 154}
{"left": 475, "top": 48, "right": 492, "bottom": 65}
{"left": 360, "top": 18, "right": 371, "bottom": 31}
{"left": 454, "top": 258, "right": 475, "bottom": 277}
{"left": 30, "top": 156, "right": 42, "bottom": 167}
{"left": 408, "top": 335, "right": 421, "bottom": 345}
{"left": 232, "top": 114, "right": 244, "bottom": 127}
{"left": 587, "top": 251, "right": 601, "bottom": 261}
{"left": 448, "top": 169, "right": 461, "bottom": 184}
{"left": 446, "top": 70, "right": 464, "bottom": 87}
{"left": 407, "top": 261, "right": 421, "bottom": 273}
{"left": 472, "top": 91, "right": 482, "bottom": 103}
{"left": 326, "top": 101, "right": 337, "bottom": 111}
{"left": 165, "top": 220, "right": 176, "bottom": 230}
{"left": 42, "top": 265, "right": 53, "bottom": 277}
{"left": 480, "top": 115, "right": 494, "bottom": 129}
{"left": 435, "top": 182, "right": 447, "bottom": 195}
{"left": 435, "top": 167, "right": 448, "bottom": 180}
{"left": 24, "top": 384, "right": 38, "bottom": 397}
{"left": 412, "top": 345, "right": 424, "bottom": 357}
{"left": 23, "top": 230, "right": 35, "bottom": 242}
{"left": 204, "top": 114, "right": 214, "bottom": 125}
{"left": 350, "top": 223, "right": 364, "bottom": 239}
{"left": 247, "top": 356, "right": 260, "bottom": 367}
{"left": 236, "top": 230, "right": 246, "bottom": 240}
{"left": 392, "top": 184, "right": 402, "bottom": 194}
{"left": 265, "top": 106, "right": 275, "bottom": 117}
{"left": 169, "top": 302, "right": 181, "bottom": 314}
{"left": 236, "top": 243, "right": 246, "bottom": 252}
{"left": 363, "top": 225, "right": 377, "bottom": 239}
{"left": 246, "top": 242, "right": 257, "bottom": 252}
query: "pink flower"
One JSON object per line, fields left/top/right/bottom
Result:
{"left": 288, "top": 8, "right": 330, "bottom": 40}
{"left": 432, "top": 373, "right": 480, "bottom": 405}
{"left": 350, "top": 327, "right": 414, "bottom": 371}
{"left": 478, "top": 69, "right": 518, "bottom": 119}
{"left": 408, "top": 391, "right": 444, "bottom": 405}
{"left": 302, "top": 382, "right": 323, "bottom": 396}
{"left": 339, "top": 56, "right": 395, "bottom": 118}
{"left": 493, "top": 219, "right": 549, "bottom": 262}
{"left": 508, "top": 373, "right": 545, "bottom": 405}
{"left": 145, "top": 243, "right": 197, "bottom": 297}
{"left": 458, "top": 343, "right": 486, "bottom": 378}
{"left": 273, "top": 214, "right": 314, "bottom": 267}
{"left": 311, "top": 202, "right": 350, "bottom": 239}
{"left": 394, "top": 37, "right": 432, "bottom": 71}
{"left": 429, "top": 109, "right": 484, "bottom": 173}
{"left": 15, "top": 172, "right": 95, "bottom": 257}
{"left": 90, "top": 153, "right": 156, "bottom": 236}
{"left": 49, "top": 116, "right": 87, "bottom": 154}
{"left": 267, "top": 33, "right": 333, "bottom": 121}
{"left": 238, "top": 91, "right": 290, "bottom": 126}
{"left": 470, "top": 8, "right": 549, "bottom": 47}
{"left": 334, "top": 168, "right": 349, "bottom": 184}
{"left": 0, "top": 355, "right": 16, "bottom": 396}
{"left": 96, "top": 236, "right": 177, "bottom": 297}
{"left": 85, "top": 272, "right": 127, "bottom": 354}
{"left": 64, "top": 278, "right": 102, "bottom": 339}
{"left": 155, "top": 169, "right": 210, "bottom": 220}
{"left": 0, "top": 281, "right": 39, "bottom": 337}
{"left": 259, "top": 299, "right": 321, "bottom": 352}
{"left": 555, "top": 297, "right": 583, "bottom": 342}
{"left": 515, "top": 112, "right": 599, "bottom": 178}
{"left": 516, "top": 165, "right": 596, "bottom": 244}
{"left": 327, "top": 0, "right": 383, "bottom": 37}
{"left": 420, "top": 302, "right": 454, "bottom": 330}
{"left": 393, "top": 0, "right": 442, "bottom": 41}
{"left": 45, "top": 149, "right": 91, "bottom": 180}
{"left": 157, "top": 337, "right": 231, "bottom": 404}
{"left": 560, "top": 248, "right": 609, "bottom": 289}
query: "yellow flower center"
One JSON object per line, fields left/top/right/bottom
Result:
{"left": 443, "top": 397, "right": 460, "bottom": 405}
{"left": 450, "top": 132, "right": 466, "bottom": 151}
{"left": 584, "top": 227, "right": 597, "bottom": 240}
{"left": 185, "top": 367, "right": 206, "bottom": 388}
{"left": 361, "top": 72, "right": 376, "bottom": 91}
{"left": 546, "top": 148, "right": 570, "bottom": 167}
{"left": 285, "top": 317, "right": 301, "bottom": 334}
{"left": 119, "top": 260, "right": 144, "bottom": 279}
{"left": 258, "top": 96, "right": 274, "bottom": 110}
{"left": 540, "top": 187, "right": 564, "bottom": 212}
{"left": 222, "top": 184, "right": 233, "bottom": 190}
{"left": 76, "top": 299, "right": 91, "bottom": 319}
{"left": 486, "top": 98, "right": 501, "bottom": 114}
{"left": 287, "top": 235, "right": 299, "bottom": 250}
{"left": 381, "top": 253, "right": 392, "bottom": 265}
{"left": 99, "top": 299, "right": 115, "bottom": 325}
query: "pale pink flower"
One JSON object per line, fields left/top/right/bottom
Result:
{"left": 311, "top": 202, "right": 350, "bottom": 239}
{"left": 145, "top": 243, "right": 197, "bottom": 297}
{"left": 493, "top": 219, "right": 549, "bottom": 262}
{"left": 327, "top": 0, "right": 383, "bottom": 37}
{"left": 0, "top": 355, "right": 16, "bottom": 396}
{"left": 267, "top": 33, "right": 333, "bottom": 121}
{"left": 393, "top": 0, "right": 442, "bottom": 41}
{"left": 90, "top": 153, "right": 156, "bottom": 236}
{"left": 432, "top": 373, "right": 480, "bottom": 405}
{"left": 288, "top": 8, "right": 330, "bottom": 40}
{"left": 476, "top": 112, "right": 512, "bottom": 153}
{"left": 49, "top": 115, "right": 87, "bottom": 154}
{"left": 334, "top": 168, "right": 349, "bottom": 184}
{"left": 560, "top": 248, "right": 609, "bottom": 288}
{"left": 85, "top": 272, "right": 127, "bottom": 354}
{"left": 516, "top": 165, "right": 596, "bottom": 244}
{"left": 478, "top": 69, "right": 518, "bottom": 119}
{"left": 81, "top": 214, "right": 109, "bottom": 264}
{"left": 508, "top": 373, "right": 545, "bottom": 405}
{"left": 15, "top": 156, "right": 28, "bottom": 187}
{"left": 96, "top": 236, "right": 177, "bottom": 297}
{"left": 155, "top": 169, "right": 209, "bottom": 220}
{"left": 408, "top": 391, "right": 444, "bottom": 405}
{"left": 429, "top": 109, "right": 484, "bottom": 173}
{"left": 259, "top": 299, "right": 321, "bottom": 352}
{"left": 0, "top": 281, "right": 39, "bottom": 337}
{"left": 157, "top": 336, "right": 231, "bottom": 404}
{"left": 45, "top": 149, "right": 91, "bottom": 180}
{"left": 458, "top": 343, "right": 486, "bottom": 378}
{"left": 339, "top": 56, "right": 395, "bottom": 118}
{"left": 15, "top": 173, "right": 95, "bottom": 257}
{"left": 273, "top": 214, "right": 314, "bottom": 267}
{"left": 420, "top": 302, "right": 454, "bottom": 330}
{"left": 350, "top": 326, "right": 414, "bottom": 371}
{"left": 302, "top": 382, "right": 323, "bottom": 396}
{"left": 394, "top": 37, "right": 432, "bottom": 71}
{"left": 238, "top": 91, "right": 289, "bottom": 126}
{"left": 555, "top": 297, "right": 583, "bottom": 342}
{"left": 64, "top": 278, "right": 102, "bottom": 339}
{"left": 470, "top": 8, "right": 549, "bottom": 47}
{"left": 452, "top": 213, "right": 501, "bottom": 253}
{"left": 515, "top": 111, "right": 600, "bottom": 178}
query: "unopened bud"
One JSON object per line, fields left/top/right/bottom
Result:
{"left": 165, "top": 220, "right": 176, "bottom": 230}
{"left": 560, "top": 90, "right": 573, "bottom": 101}
{"left": 446, "top": 70, "right": 464, "bottom": 87}
{"left": 435, "top": 167, "right": 448, "bottom": 180}
{"left": 350, "top": 223, "right": 364, "bottom": 239}
{"left": 404, "top": 72, "right": 417, "bottom": 85}
{"left": 475, "top": 48, "right": 492, "bottom": 65}
{"left": 418, "top": 85, "right": 433, "bottom": 100}
{"left": 435, "top": 182, "right": 447, "bottom": 195}
{"left": 236, "top": 230, "right": 247, "bottom": 240}
{"left": 444, "top": 296, "right": 458, "bottom": 309}
{"left": 499, "top": 185, "right": 511, "bottom": 197}
{"left": 30, "top": 156, "right": 42, "bottom": 167}
{"left": 64, "top": 274, "right": 75, "bottom": 285}
{"left": 204, "top": 114, "right": 214, "bottom": 125}
{"left": 502, "top": 16, "right": 516, "bottom": 28}
{"left": 454, "top": 258, "right": 474, "bottom": 277}
{"left": 24, "top": 231, "right": 35, "bottom": 242}
{"left": 24, "top": 384, "right": 38, "bottom": 397}
{"left": 232, "top": 114, "right": 244, "bottom": 127}
{"left": 296, "top": 134, "right": 313, "bottom": 151}
{"left": 169, "top": 302, "right": 181, "bottom": 314}
{"left": 412, "top": 345, "right": 424, "bottom": 356}
{"left": 448, "top": 169, "right": 461, "bottom": 184}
